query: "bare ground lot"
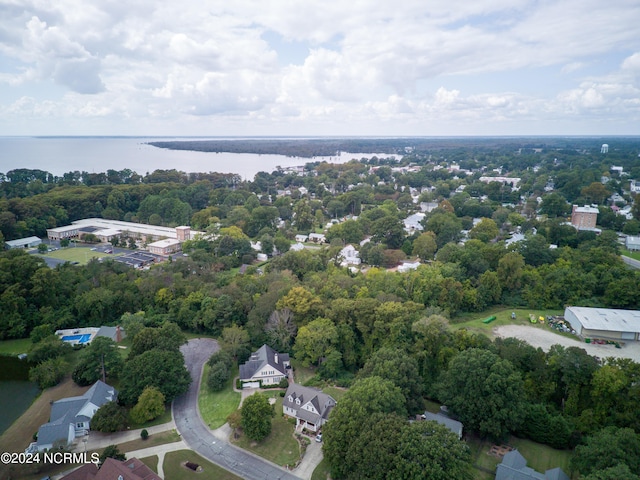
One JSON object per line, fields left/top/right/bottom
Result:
{"left": 494, "top": 325, "right": 640, "bottom": 362}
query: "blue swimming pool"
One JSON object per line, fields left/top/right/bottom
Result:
{"left": 61, "top": 334, "right": 92, "bottom": 344}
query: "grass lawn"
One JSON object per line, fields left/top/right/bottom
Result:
{"left": 0, "top": 338, "right": 32, "bottom": 356}
{"left": 322, "top": 386, "right": 348, "bottom": 402}
{"left": 466, "top": 433, "right": 573, "bottom": 479}
{"left": 311, "top": 458, "right": 331, "bottom": 480}
{"left": 36, "top": 247, "right": 109, "bottom": 265}
{"left": 198, "top": 364, "right": 241, "bottom": 430}
{"left": 163, "top": 449, "right": 242, "bottom": 480}
{"left": 621, "top": 248, "right": 640, "bottom": 261}
{"left": 130, "top": 406, "right": 173, "bottom": 430}
{"left": 232, "top": 396, "right": 301, "bottom": 468}
{"left": 92, "top": 430, "right": 182, "bottom": 457}
{"left": 290, "top": 359, "right": 316, "bottom": 385}
{"left": 451, "top": 307, "right": 563, "bottom": 338}
{"left": 139, "top": 455, "right": 159, "bottom": 473}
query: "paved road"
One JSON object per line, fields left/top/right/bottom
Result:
{"left": 173, "top": 338, "right": 300, "bottom": 480}
{"left": 622, "top": 255, "right": 640, "bottom": 270}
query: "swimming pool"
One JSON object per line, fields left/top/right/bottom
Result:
{"left": 61, "top": 334, "right": 92, "bottom": 344}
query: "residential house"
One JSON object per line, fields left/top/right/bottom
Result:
{"left": 419, "top": 411, "right": 463, "bottom": 439}
{"left": 626, "top": 236, "right": 640, "bottom": 251}
{"left": 295, "top": 234, "right": 308, "bottom": 243}
{"left": 397, "top": 260, "right": 421, "bottom": 273}
{"left": 338, "top": 244, "right": 361, "bottom": 267}
{"left": 283, "top": 384, "right": 336, "bottom": 433}
{"left": 403, "top": 212, "right": 425, "bottom": 234}
{"left": 496, "top": 450, "right": 569, "bottom": 480}
{"left": 290, "top": 242, "right": 305, "bottom": 251}
{"left": 239, "top": 344, "right": 290, "bottom": 388}
{"left": 60, "top": 457, "right": 161, "bottom": 480}
{"left": 630, "top": 179, "right": 640, "bottom": 194}
{"left": 308, "top": 233, "right": 326, "bottom": 244}
{"left": 35, "top": 381, "right": 117, "bottom": 451}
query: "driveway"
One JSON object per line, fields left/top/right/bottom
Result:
{"left": 173, "top": 338, "right": 301, "bottom": 480}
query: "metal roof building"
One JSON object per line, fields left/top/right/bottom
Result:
{"left": 564, "top": 307, "right": 640, "bottom": 341}
{"left": 5, "top": 236, "right": 42, "bottom": 249}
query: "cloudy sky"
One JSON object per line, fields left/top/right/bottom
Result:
{"left": 1, "top": 0, "right": 639, "bottom": 136}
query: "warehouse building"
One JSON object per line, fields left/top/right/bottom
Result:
{"left": 5, "top": 236, "right": 42, "bottom": 249}
{"left": 564, "top": 306, "right": 640, "bottom": 341}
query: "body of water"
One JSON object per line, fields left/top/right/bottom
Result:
{"left": 0, "top": 355, "right": 39, "bottom": 436}
{"left": 0, "top": 137, "right": 393, "bottom": 180}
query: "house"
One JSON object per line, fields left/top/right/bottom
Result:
{"left": 338, "top": 244, "right": 361, "bottom": 266}
{"left": 308, "top": 233, "right": 326, "bottom": 243}
{"left": 239, "top": 344, "right": 290, "bottom": 388}
{"left": 403, "top": 212, "right": 425, "bottom": 233}
{"left": 571, "top": 205, "right": 599, "bottom": 230}
{"left": 290, "top": 242, "right": 305, "bottom": 251}
{"left": 397, "top": 260, "right": 421, "bottom": 273}
{"left": 283, "top": 383, "right": 336, "bottom": 433}
{"left": 630, "top": 179, "right": 640, "bottom": 194}
{"left": 420, "top": 411, "right": 463, "bottom": 439}
{"left": 35, "top": 380, "right": 117, "bottom": 451}
{"left": 295, "top": 234, "right": 308, "bottom": 243}
{"left": 564, "top": 306, "right": 640, "bottom": 341}
{"left": 5, "top": 236, "right": 42, "bottom": 249}
{"left": 61, "top": 457, "right": 161, "bottom": 480}
{"left": 626, "top": 236, "right": 640, "bottom": 251}
{"left": 496, "top": 450, "right": 569, "bottom": 480}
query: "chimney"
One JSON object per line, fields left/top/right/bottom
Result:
{"left": 275, "top": 353, "right": 279, "bottom": 364}
{"left": 116, "top": 325, "right": 122, "bottom": 343}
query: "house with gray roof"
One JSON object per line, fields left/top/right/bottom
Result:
{"left": 239, "top": 344, "right": 290, "bottom": 388}
{"left": 420, "top": 411, "right": 463, "bottom": 439}
{"left": 496, "top": 450, "right": 569, "bottom": 480}
{"left": 283, "top": 383, "right": 336, "bottom": 433}
{"left": 35, "top": 380, "right": 117, "bottom": 451}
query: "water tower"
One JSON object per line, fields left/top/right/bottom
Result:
{"left": 601, "top": 144, "right": 609, "bottom": 154}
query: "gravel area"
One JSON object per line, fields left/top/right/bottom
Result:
{"left": 494, "top": 325, "right": 640, "bottom": 362}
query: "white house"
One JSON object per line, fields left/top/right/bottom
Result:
{"left": 283, "top": 384, "right": 336, "bottom": 433}
{"left": 630, "top": 180, "right": 640, "bottom": 193}
{"left": 308, "top": 233, "right": 326, "bottom": 244}
{"left": 295, "top": 234, "right": 308, "bottom": 243}
{"left": 403, "top": 212, "right": 425, "bottom": 234}
{"left": 338, "top": 244, "right": 361, "bottom": 267}
{"left": 397, "top": 261, "right": 421, "bottom": 273}
{"left": 35, "top": 381, "right": 117, "bottom": 452}
{"left": 626, "top": 236, "right": 640, "bottom": 251}
{"left": 239, "top": 344, "right": 290, "bottom": 387}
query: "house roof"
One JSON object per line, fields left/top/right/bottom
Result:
{"left": 61, "top": 457, "right": 161, "bottom": 480}
{"left": 283, "top": 384, "right": 336, "bottom": 425}
{"left": 37, "top": 381, "right": 117, "bottom": 449}
{"left": 422, "top": 412, "right": 463, "bottom": 438}
{"left": 239, "top": 344, "right": 289, "bottom": 380}
{"left": 566, "top": 306, "right": 640, "bottom": 334}
{"left": 496, "top": 450, "right": 569, "bottom": 480}
{"left": 5, "top": 236, "right": 41, "bottom": 247}
{"left": 96, "top": 325, "right": 126, "bottom": 342}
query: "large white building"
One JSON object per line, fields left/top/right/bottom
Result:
{"left": 564, "top": 307, "right": 640, "bottom": 341}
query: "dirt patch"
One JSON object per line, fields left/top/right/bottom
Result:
{"left": 494, "top": 325, "right": 640, "bottom": 362}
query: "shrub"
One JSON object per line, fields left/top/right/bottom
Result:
{"left": 278, "top": 377, "right": 289, "bottom": 388}
{"left": 140, "top": 429, "right": 149, "bottom": 440}
{"left": 207, "top": 361, "right": 231, "bottom": 391}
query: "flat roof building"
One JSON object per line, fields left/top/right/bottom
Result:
{"left": 571, "top": 205, "right": 599, "bottom": 230}
{"left": 5, "top": 236, "right": 42, "bottom": 249}
{"left": 564, "top": 306, "right": 640, "bottom": 341}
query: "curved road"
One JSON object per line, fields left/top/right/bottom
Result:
{"left": 173, "top": 338, "right": 300, "bottom": 480}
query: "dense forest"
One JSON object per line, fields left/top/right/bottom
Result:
{"left": 2, "top": 137, "right": 640, "bottom": 478}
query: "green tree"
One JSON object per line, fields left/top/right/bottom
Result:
{"left": 29, "top": 335, "right": 71, "bottom": 364}
{"left": 571, "top": 427, "right": 640, "bottom": 478}
{"left": 436, "top": 348, "right": 526, "bottom": 440}
{"left": 100, "top": 445, "right": 126, "bottom": 464}
{"left": 424, "top": 212, "right": 463, "bottom": 248}
{"left": 72, "top": 336, "right": 124, "bottom": 386}
{"left": 539, "top": 192, "right": 569, "bottom": 217}
{"left": 128, "top": 322, "right": 186, "bottom": 358}
{"left": 29, "top": 356, "right": 67, "bottom": 389}
{"left": 130, "top": 386, "right": 165, "bottom": 424}
{"left": 119, "top": 349, "right": 191, "bottom": 405}
{"left": 207, "top": 361, "right": 231, "bottom": 391}
{"left": 370, "top": 215, "right": 405, "bottom": 249}
{"left": 412, "top": 231, "right": 437, "bottom": 260}
{"left": 323, "top": 376, "right": 407, "bottom": 479}
{"left": 497, "top": 252, "right": 525, "bottom": 292}
{"left": 90, "top": 401, "right": 129, "bottom": 433}
{"left": 293, "top": 317, "right": 338, "bottom": 367}
{"left": 241, "top": 392, "right": 274, "bottom": 441}
{"left": 357, "top": 347, "right": 424, "bottom": 413}
{"left": 264, "top": 308, "right": 297, "bottom": 352}
{"left": 469, "top": 218, "right": 499, "bottom": 243}
{"left": 221, "top": 324, "right": 250, "bottom": 362}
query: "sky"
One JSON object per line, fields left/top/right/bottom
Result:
{"left": 1, "top": 0, "right": 640, "bottom": 137}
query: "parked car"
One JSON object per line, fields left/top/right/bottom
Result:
{"left": 315, "top": 433, "right": 322, "bottom": 442}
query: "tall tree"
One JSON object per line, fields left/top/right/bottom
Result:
{"left": 241, "top": 392, "right": 274, "bottom": 441}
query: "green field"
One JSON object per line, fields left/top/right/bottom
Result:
{"left": 198, "top": 364, "right": 241, "bottom": 430}
{"left": 0, "top": 338, "right": 32, "bottom": 356}
{"left": 621, "top": 249, "right": 640, "bottom": 261}
{"left": 163, "top": 450, "right": 242, "bottom": 480}
{"left": 452, "top": 307, "right": 564, "bottom": 338}
{"left": 37, "top": 246, "right": 110, "bottom": 265}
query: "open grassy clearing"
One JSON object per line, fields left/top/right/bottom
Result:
{"left": 139, "top": 455, "right": 159, "bottom": 473}
{"left": 622, "top": 248, "right": 640, "bottom": 261}
{"left": 36, "top": 246, "right": 110, "bottom": 265}
{"left": 311, "top": 458, "right": 331, "bottom": 480}
{"left": 232, "top": 396, "right": 301, "bottom": 468}
{"left": 107, "top": 430, "right": 182, "bottom": 455}
{"left": 321, "top": 386, "right": 348, "bottom": 402}
{"left": 163, "top": 449, "right": 242, "bottom": 480}
{"left": 0, "top": 338, "right": 32, "bottom": 356}
{"left": 198, "top": 364, "right": 241, "bottom": 430}
{"left": 452, "top": 307, "right": 564, "bottom": 338}
{"left": 290, "top": 359, "right": 316, "bottom": 385}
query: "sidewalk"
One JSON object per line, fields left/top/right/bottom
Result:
{"left": 72, "top": 420, "right": 177, "bottom": 452}
{"left": 125, "top": 439, "right": 187, "bottom": 479}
